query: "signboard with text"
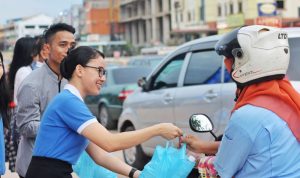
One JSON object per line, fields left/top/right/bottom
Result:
{"left": 255, "top": 17, "right": 282, "bottom": 27}
{"left": 258, "top": 3, "right": 277, "bottom": 16}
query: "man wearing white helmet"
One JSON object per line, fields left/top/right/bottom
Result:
{"left": 182, "top": 25, "right": 300, "bottom": 178}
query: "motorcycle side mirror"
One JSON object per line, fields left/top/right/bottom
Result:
{"left": 189, "top": 114, "right": 213, "bottom": 132}
{"left": 189, "top": 114, "right": 217, "bottom": 140}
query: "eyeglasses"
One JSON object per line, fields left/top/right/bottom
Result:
{"left": 84, "top": 65, "right": 107, "bottom": 77}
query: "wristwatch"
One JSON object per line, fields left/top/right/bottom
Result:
{"left": 129, "top": 167, "right": 138, "bottom": 178}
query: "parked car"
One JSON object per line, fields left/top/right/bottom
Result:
{"left": 127, "top": 55, "right": 165, "bottom": 69}
{"left": 117, "top": 30, "right": 300, "bottom": 169}
{"left": 85, "top": 66, "right": 152, "bottom": 129}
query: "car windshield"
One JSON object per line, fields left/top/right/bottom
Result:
{"left": 148, "top": 56, "right": 163, "bottom": 68}
{"left": 287, "top": 37, "right": 300, "bottom": 81}
{"left": 112, "top": 67, "right": 152, "bottom": 84}
{"left": 128, "top": 55, "right": 164, "bottom": 69}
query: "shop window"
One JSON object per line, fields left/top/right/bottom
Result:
{"left": 238, "top": 2, "right": 243, "bottom": 13}
{"left": 230, "top": 3, "right": 234, "bottom": 14}
{"left": 276, "top": 0, "right": 284, "bottom": 9}
{"left": 218, "top": 5, "right": 222, "bottom": 16}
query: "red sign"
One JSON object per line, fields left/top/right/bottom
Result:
{"left": 255, "top": 17, "right": 282, "bottom": 27}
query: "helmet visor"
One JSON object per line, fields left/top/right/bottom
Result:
{"left": 215, "top": 27, "right": 241, "bottom": 58}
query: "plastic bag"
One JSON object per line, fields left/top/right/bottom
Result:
{"left": 73, "top": 151, "right": 117, "bottom": 178}
{"left": 140, "top": 142, "right": 195, "bottom": 178}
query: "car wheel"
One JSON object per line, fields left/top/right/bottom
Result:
{"left": 98, "top": 105, "right": 116, "bottom": 129}
{"left": 123, "top": 126, "right": 150, "bottom": 170}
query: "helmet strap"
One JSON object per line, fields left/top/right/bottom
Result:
{"left": 234, "top": 85, "right": 244, "bottom": 102}
{"left": 229, "top": 66, "right": 244, "bottom": 102}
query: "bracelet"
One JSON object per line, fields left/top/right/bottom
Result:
{"left": 129, "top": 167, "right": 138, "bottom": 178}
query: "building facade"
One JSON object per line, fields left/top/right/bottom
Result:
{"left": 70, "top": 5, "right": 86, "bottom": 40}
{"left": 119, "top": 0, "right": 300, "bottom": 46}
{"left": 170, "top": 0, "right": 218, "bottom": 44}
{"left": 55, "top": 5, "right": 85, "bottom": 40}
{"left": 16, "top": 14, "right": 53, "bottom": 38}
{"left": 2, "top": 0, "right": 300, "bottom": 50}
{"left": 217, "top": 0, "right": 300, "bottom": 34}
{"left": 0, "top": 14, "right": 53, "bottom": 50}
{"left": 83, "top": 0, "right": 122, "bottom": 42}
{"left": 120, "top": 0, "right": 172, "bottom": 47}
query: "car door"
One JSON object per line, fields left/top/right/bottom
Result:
{"left": 219, "top": 68, "right": 236, "bottom": 136}
{"left": 174, "top": 50, "right": 225, "bottom": 141}
{"left": 134, "top": 53, "right": 187, "bottom": 148}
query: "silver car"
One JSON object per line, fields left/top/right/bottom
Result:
{"left": 118, "top": 30, "right": 300, "bottom": 169}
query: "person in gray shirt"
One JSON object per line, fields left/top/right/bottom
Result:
{"left": 15, "top": 23, "right": 76, "bottom": 178}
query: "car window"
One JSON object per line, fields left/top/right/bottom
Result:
{"left": 184, "top": 50, "right": 223, "bottom": 86}
{"left": 113, "top": 67, "right": 152, "bottom": 84}
{"left": 223, "top": 69, "right": 232, "bottom": 83}
{"left": 152, "top": 53, "right": 185, "bottom": 90}
{"left": 287, "top": 37, "right": 300, "bottom": 81}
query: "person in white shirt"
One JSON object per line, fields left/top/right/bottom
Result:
{"left": 7, "top": 36, "right": 47, "bottom": 174}
{"left": 13, "top": 36, "right": 47, "bottom": 105}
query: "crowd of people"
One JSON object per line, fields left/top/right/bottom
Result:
{"left": 0, "top": 23, "right": 182, "bottom": 178}
{"left": 5, "top": 35, "right": 47, "bottom": 173}
{"left": 0, "top": 22, "right": 299, "bottom": 178}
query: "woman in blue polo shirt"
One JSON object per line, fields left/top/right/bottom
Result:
{"left": 0, "top": 51, "right": 11, "bottom": 177}
{"left": 25, "top": 46, "right": 183, "bottom": 178}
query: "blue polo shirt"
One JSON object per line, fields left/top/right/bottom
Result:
{"left": 33, "top": 84, "right": 97, "bottom": 164}
{"left": 0, "top": 118, "right": 5, "bottom": 175}
{"left": 214, "top": 105, "right": 300, "bottom": 178}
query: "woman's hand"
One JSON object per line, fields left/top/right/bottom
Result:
{"left": 156, "top": 123, "right": 183, "bottom": 140}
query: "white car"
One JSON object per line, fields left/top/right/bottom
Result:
{"left": 118, "top": 30, "right": 300, "bottom": 169}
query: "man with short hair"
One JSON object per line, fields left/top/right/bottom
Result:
{"left": 15, "top": 23, "right": 76, "bottom": 178}
{"left": 183, "top": 25, "right": 300, "bottom": 178}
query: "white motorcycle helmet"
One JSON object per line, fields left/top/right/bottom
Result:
{"left": 215, "top": 25, "right": 290, "bottom": 86}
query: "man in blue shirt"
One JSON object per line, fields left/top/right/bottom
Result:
{"left": 214, "top": 105, "right": 300, "bottom": 178}
{"left": 182, "top": 25, "right": 300, "bottom": 178}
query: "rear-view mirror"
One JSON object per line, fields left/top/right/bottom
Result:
{"left": 189, "top": 114, "right": 213, "bottom": 132}
{"left": 137, "top": 77, "right": 147, "bottom": 90}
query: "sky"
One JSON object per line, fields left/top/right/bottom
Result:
{"left": 0, "top": 0, "right": 83, "bottom": 24}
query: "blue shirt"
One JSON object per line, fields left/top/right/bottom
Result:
{"left": 214, "top": 105, "right": 300, "bottom": 178}
{"left": 33, "top": 84, "right": 97, "bottom": 164}
{"left": 0, "top": 118, "right": 5, "bottom": 175}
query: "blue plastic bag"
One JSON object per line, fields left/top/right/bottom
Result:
{"left": 140, "top": 142, "right": 195, "bottom": 178}
{"left": 73, "top": 151, "right": 117, "bottom": 178}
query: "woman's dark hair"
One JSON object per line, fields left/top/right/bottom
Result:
{"left": 44, "top": 23, "right": 75, "bottom": 43}
{"left": 0, "top": 52, "right": 11, "bottom": 128}
{"left": 60, "top": 46, "right": 105, "bottom": 80}
{"left": 8, "top": 37, "right": 36, "bottom": 92}
{"left": 31, "top": 35, "right": 45, "bottom": 58}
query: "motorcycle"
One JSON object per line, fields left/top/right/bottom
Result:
{"left": 188, "top": 114, "right": 221, "bottom": 178}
